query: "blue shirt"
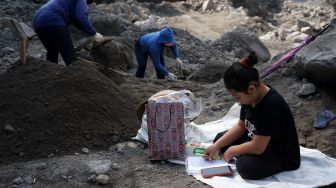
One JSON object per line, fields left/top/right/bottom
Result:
{"left": 32, "top": 0, "right": 96, "bottom": 35}
{"left": 139, "top": 27, "right": 179, "bottom": 76}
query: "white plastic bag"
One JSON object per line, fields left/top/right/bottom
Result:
{"left": 133, "top": 90, "right": 202, "bottom": 143}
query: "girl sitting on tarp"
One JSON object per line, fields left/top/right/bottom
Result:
{"left": 204, "top": 52, "right": 300, "bottom": 180}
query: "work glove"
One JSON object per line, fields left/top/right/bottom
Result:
{"left": 176, "top": 58, "right": 183, "bottom": 71}
{"left": 93, "top": 32, "right": 104, "bottom": 43}
{"left": 166, "top": 72, "right": 177, "bottom": 81}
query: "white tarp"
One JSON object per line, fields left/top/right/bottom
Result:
{"left": 191, "top": 147, "right": 336, "bottom": 188}
{"left": 187, "top": 103, "right": 336, "bottom": 188}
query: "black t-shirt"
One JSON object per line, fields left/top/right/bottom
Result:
{"left": 240, "top": 87, "right": 300, "bottom": 170}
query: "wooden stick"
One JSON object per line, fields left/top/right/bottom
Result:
{"left": 76, "top": 57, "right": 132, "bottom": 76}
{"left": 2, "top": 18, "right": 28, "bottom": 64}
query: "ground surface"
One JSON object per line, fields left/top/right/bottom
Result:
{"left": 1, "top": 0, "right": 336, "bottom": 188}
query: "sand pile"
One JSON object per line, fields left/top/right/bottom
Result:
{"left": 0, "top": 58, "right": 138, "bottom": 164}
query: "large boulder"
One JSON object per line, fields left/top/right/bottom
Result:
{"left": 188, "top": 59, "right": 233, "bottom": 83}
{"left": 227, "top": 0, "right": 284, "bottom": 17}
{"left": 294, "top": 19, "right": 336, "bottom": 85}
{"left": 211, "top": 27, "right": 271, "bottom": 63}
{"left": 90, "top": 14, "right": 131, "bottom": 36}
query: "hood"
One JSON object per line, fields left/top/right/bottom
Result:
{"left": 157, "top": 27, "right": 176, "bottom": 44}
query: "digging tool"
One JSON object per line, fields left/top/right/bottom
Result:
{"left": 176, "top": 61, "right": 186, "bottom": 80}
{"left": 260, "top": 19, "right": 334, "bottom": 79}
{"left": 2, "top": 18, "right": 28, "bottom": 64}
{"left": 75, "top": 36, "right": 117, "bottom": 52}
{"left": 76, "top": 57, "right": 132, "bottom": 76}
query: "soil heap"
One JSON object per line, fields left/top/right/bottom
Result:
{"left": 0, "top": 58, "right": 138, "bottom": 164}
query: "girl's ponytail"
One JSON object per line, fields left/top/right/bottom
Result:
{"left": 224, "top": 51, "right": 260, "bottom": 92}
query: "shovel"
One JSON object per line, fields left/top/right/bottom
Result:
{"left": 176, "top": 61, "right": 186, "bottom": 81}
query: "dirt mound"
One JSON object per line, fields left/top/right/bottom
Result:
{"left": 0, "top": 58, "right": 138, "bottom": 164}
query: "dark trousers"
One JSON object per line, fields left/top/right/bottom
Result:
{"left": 35, "top": 26, "right": 76, "bottom": 66}
{"left": 214, "top": 131, "right": 284, "bottom": 180}
{"left": 134, "top": 41, "right": 165, "bottom": 79}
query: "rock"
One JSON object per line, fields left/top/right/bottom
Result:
{"left": 82, "top": 148, "right": 90, "bottom": 154}
{"left": 110, "top": 3, "right": 121, "bottom": 15}
{"left": 179, "top": 2, "right": 193, "bottom": 11}
{"left": 302, "top": 78, "right": 309, "bottom": 84}
{"left": 331, "top": 0, "right": 336, "bottom": 13}
{"left": 260, "top": 31, "right": 277, "bottom": 41}
{"left": 157, "top": 17, "right": 167, "bottom": 26}
{"left": 188, "top": 59, "right": 232, "bottom": 83}
{"left": 300, "top": 26, "right": 313, "bottom": 34}
{"left": 127, "top": 141, "right": 138, "bottom": 149}
{"left": 12, "top": 177, "right": 23, "bottom": 185}
{"left": 294, "top": 20, "right": 336, "bottom": 85}
{"left": 299, "top": 138, "right": 306, "bottom": 146}
{"left": 4, "top": 124, "right": 15, "bottom": 132}
{"left": 227, "top": 0, "right": 283, "bottom": 17}
{"left": 285, "top": 31, "right": 301, "bottom": 41}
{"left": 130, "top": 13, "right": 141, "bottom": 23}
{"left": 90, "top": 14, "right": 131, "bottom": 36}
{"left": 137, "top": 142, "right": 145, "bottom": 149}
{"left": 293, "top": 33, "right": 308, "bottom": 43}
{"left": 87, "top": 175, "right": 97, "bottom": 184}
{"left": 87, "top": 160, "right": 112, "bottom": 174}
{"left": 111, "top": 142, "right": 127, "bottom": 152}
{"left": 302, "top": 11, "right": 310, "bottom": 17}
{"left": 298, "top": 83, "right": 316, "bottom": 96}
{"left": 35, "top": 162, "right": 47, "bottom": 170}
{"left": 278, "top": 29, "right": 287, "bottom": 41}
{"left": 216, "top": 6, "right": 223, "bottom": 11}
{"left": 317, "top": 10, "right": 326, "bottom": 16}
{"left": 24, "top": 176, "right": 34, "bottom": 184}
{"left": 289, "top": 25, "right": 299, "bottom": 32}
{"left": 211, "top": 27, "right": 271, "bottom": 63}
{"left": 2, "top": 47, "right": 15, "bottom": 54}
{"left": 96, "top": 174, "right": 110, "bottom": 185}
{"left": 193, "top": 2, "right": 203, "bottom": 11}
{"left": 130, "top": 4, "right": 142, "bottom": 17}
{"left": 280, "top": 68, "right": 294, "bottom": 76}
{"left": 119, "top": 2, "right": 130, "bottom": 14}
{"left": 134, "top": 15, "right": 160, "bottom": 30}
{"left": 111, "top": 162, "right": 120, "bottom": 170}
{"left": 118, "top": 13, "right": 130, "bottom": 21}
{"left": 297, "top": 19, "right": 312, "bottom": 30}
{"left": 202, "top": 0, "right": 216, "bottom": 11}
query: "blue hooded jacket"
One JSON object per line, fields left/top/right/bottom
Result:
{"left": 32, "top": 0, "right": 96, "bottom": 35}
{"left": 139, "top": 27, "right": 179, "bottom": 76}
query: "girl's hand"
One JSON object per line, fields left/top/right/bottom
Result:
{"left": 223, "top": 146, "right": 238, "bottom": 162}
{"left": 203, "top": 144, "right": 218, "bottom": 160}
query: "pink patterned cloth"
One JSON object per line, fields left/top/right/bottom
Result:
{"left": 147, "top": 102, "right": 185, "bottom": 160}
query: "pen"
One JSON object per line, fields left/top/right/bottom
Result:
{"left": 202, "top": 155, "right": 221, "bottom": 160}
